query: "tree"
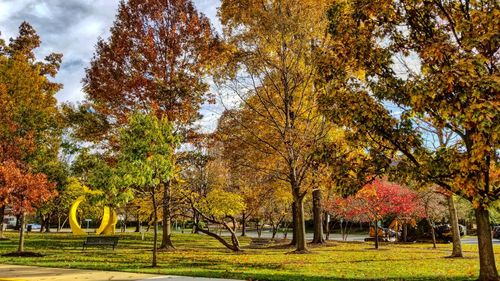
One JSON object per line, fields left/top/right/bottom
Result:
{"left": 0, "top": 161, "right": 56, "bottom": 252}
{"left": 348, "top": 179, "right": 424, "bottom": 249}
{"left": 417, "top": 186, "right": 448, "bottom": 248}
{"left": 81, "top": 0, "right": 218, "bottom": 250}
{"left": 118, "top": 112, "right": 178, "bottom": 267}
{"left": 181, "top": 142, "right": 246, "bottom": 251}
{"left": 217, "top": 0, "right": 335, "bottom": 252}
{"left": 190, "top": 187, "right": 246, "bottom": 251}
{"left": 319, "top": 1, "right": 498, "bottom": 278}
{"left": 0, "top": 22, "right": 63, "bottom": 239}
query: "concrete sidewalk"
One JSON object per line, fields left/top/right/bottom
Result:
{"left": 0, "top": 264, "right": 241, "bottom": 281}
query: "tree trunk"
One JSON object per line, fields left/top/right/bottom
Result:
{"left": 475, "top": 205, "right": 498, "bottom": 281}
{"left": 159, "top": 180, "right": 174, "bottom": 250}
{"left": 0, "top": 205, "right": 5, "bottom": 239}
{"left": 403, "top": 223, "right": 408, "bottom": 242}
{"left": 192, "top": 211, "right": 199, "bottom": 234}
{"left": 241, "top": 212, "right": 247, "bottom": 236}
{"left": 290, "top": 202, "right": 297, "bottom": 246}
{"left": 14, "top": 214, "right": 21, "bottom": 230}
{"left": 272, "top": 224, "right": 278, "bottom": 240}
{"left": 311, "top": 189, "right": 325, "bottom": 244}
{"left": 374, "top": 221, "right": 379, "bottom": 249}
{"left": 294, "top": 196, "right": 307, "bottom": 252}
{"left": 135, "top": 208, "right": 141, "bottom": 232}
{"left": 257, "top": 219, "right": 263, "bottom": 238}
{"left": 39, "top": 214, "right": 45, "bottom": 233}
{"left": 195, "top": 224, "right": 241, "bottom": 251}
{"left": 324, "top": 212, "right": 330, "bottom": 240}
{"left": 151, "top": 191, "right": 158, "bottom": 267}
{"left": 45, "top": 214, "right": 50, "bottom": 232}
{"left": 57, "top": 213, "right": 61, "bottom": 232}
{"left": 427, "top": 218, "right": 436, "bottom": 249}
{"left": 447, "top": 195, "right": 463, "bottom": 257}
{"left": 18, "top": 212, "right": 26, "bottom": 252}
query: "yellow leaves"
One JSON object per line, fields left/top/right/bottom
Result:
{"left": 200, "top": 188, "right": 246, "bottom": 218}
{"left": 353, "top": 68, "right": 366, "bottom": 81}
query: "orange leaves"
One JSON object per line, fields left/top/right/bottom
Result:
{"left": 83, "top": 0, "right": 217, "bottom": 132}
{"left": 0, "top": 160, "right": 56, "bottom": 214}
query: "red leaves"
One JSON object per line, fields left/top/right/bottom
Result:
{"left": 0, "top": 161, "right": 56, "bottom": 214}
{"left": 327, "top": 179, "right": 425, "bottom": 223}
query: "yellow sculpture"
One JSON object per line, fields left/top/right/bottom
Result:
{"left": 102, "top": 209, "right": 118, "bottom": 235}
{"left": 69, "top": 197, "right": 118, "bottom": 235}
{"left": 95, "top": 206, "right": 110, "bottom": 235}
{"left": 69, "top": 196, "right": 86, "bottom": 235}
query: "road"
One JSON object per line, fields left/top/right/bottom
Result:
{"left": 13, "top": 227, "right": 500, "bottom": 245}
{"left": 227, "top": 230, "right": 500, "bottom": 245}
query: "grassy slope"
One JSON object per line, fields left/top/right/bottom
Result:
{"left": 0, "top": 231, "right": 497, "bottom": 280}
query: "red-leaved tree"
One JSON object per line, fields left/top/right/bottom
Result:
{"left": 332, "top": 179, "right": 424, "bottom": 249}
{"left": 0, "top": 161, "right": 56, "bottom": 252}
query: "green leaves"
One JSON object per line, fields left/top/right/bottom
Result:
{"left": 118, "top": 112, "right": 179, "bottom": 192}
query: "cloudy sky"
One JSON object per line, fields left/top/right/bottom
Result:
{"left": 0, "top": 0, "right": 223, "bottom": 130}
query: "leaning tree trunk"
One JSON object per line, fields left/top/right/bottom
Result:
{"left": 0, "top": 205, "right": 6, "bottom": 239}
{"left": 475, "top": 205, "right": 498, "bottom": 281}
{"left": 18, "top": 212, "right": 26, "bottom": 252}
{"left": 159, "top": 180, "right": 174, "bottom": 250}
{"left": 311, "top": 189, "right": 325, "bottom": 244}
{"left": 447, "top": 195, "right": 463, "bottom": 257}
{"left": 192, "top": 209, "right": 241, "bottom": 252}
{"left": 426, "top": 218, "right": 437, "bottom": 249}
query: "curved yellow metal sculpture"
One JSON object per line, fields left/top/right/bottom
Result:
{"left": 69, "top": 196, "right": 86, "bottom": 235}
{"left": 102, "top": 209, "right": 118, "bottom": 235}
{"left": 95, "top": 206, "right": 110, "bottom": 235}
{"left": 69, "top": 197, "right": 118, "bottom": 235}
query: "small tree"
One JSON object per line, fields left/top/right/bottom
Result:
{"left": 0, "top": 161, "right": 56, "bottom": 252}
{"left": 350, "top": 179, "right": 424, "bottom": 249}
{"left": 190, "top": 188, "right": 245, "bottom": 251}
{"left": 118, "top": 112, "right": 178, "bottom": 267}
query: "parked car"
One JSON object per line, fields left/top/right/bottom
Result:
{"left": 26, "top": 223, "right": 41, "bottom": 231}
{"left": 492, "top": 226, "right": 500, "bottom": 239}
{"left": 435, "top": 224, "right": 465, "bottom": 242}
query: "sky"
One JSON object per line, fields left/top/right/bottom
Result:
{"left": 0, "top": 0, "right": 223, "bottom": 131}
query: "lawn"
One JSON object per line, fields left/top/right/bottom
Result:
{"left": 0, "top": 231, "right": 497, "bottom": 280}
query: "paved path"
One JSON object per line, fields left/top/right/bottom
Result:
{"left": 0, "top": 264, "right": 240, "bottom": 281}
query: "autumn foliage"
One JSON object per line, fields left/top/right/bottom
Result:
{"left": 0, "top": 161, "right": 56, "bottom": 215}
{"left": 326, "top": 179, "right": 424, "bottom": 223}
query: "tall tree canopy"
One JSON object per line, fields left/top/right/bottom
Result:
{"left": 0, "top": 22, "right": 63, "bottom": 246}
{"left": 318, "top": 0, "right": 499, "bottom": 279}
{"left": 217, "top": 0, "right": 335, "bottom": 253}
{"left": 79, "top": 0, "right": 220, "bottom": 250}
{"left": 82, "top": 0, "right": 218, "bottom": 132}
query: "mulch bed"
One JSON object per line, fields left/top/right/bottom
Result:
{"left": 2, "top": 251, "right": 45, "bottom": 257}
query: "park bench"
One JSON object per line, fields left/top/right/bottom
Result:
{"left": 82, "top": 236, "right": 119, "bottom": 251}
{"left": 249, "top": 238, "right": 273, "bottom": 248}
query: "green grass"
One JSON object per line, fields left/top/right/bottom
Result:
{"left": 0, "top": 231, "right": 497, "bottom": 280}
